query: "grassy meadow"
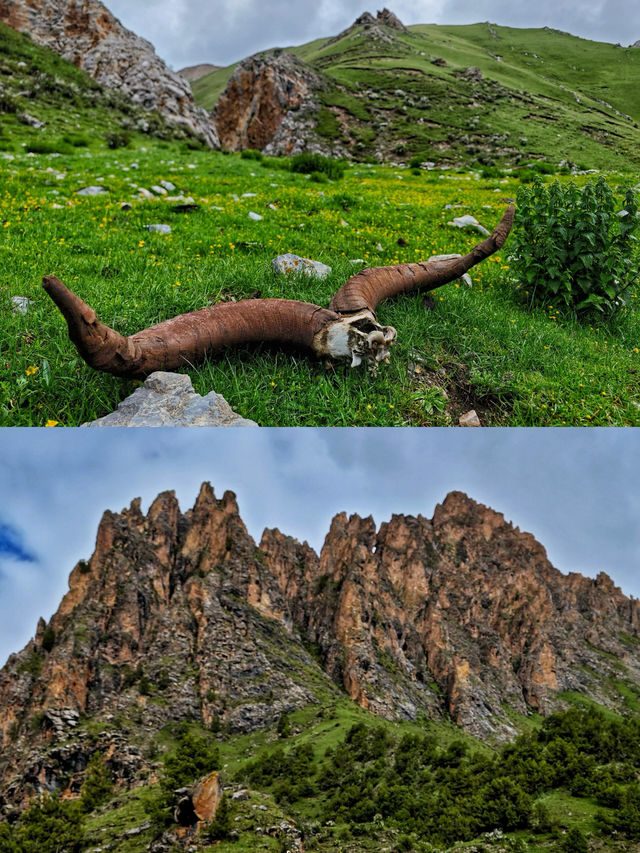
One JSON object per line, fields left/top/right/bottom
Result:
{"left": 2, "top": 142, "right": 640, "bottom": 427}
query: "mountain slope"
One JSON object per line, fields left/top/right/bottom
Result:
{"left": 0, "top": 0, "right": 218, "bottom": 146}
{"left": 196, "top": 14, "right": 640, "bottom": 168}
{"left": 1, "top": 484, "right": 640, "bottom": 820}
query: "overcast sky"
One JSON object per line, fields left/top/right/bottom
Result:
{"left": 104, "top": 0, "right": 640, "bottom": 69}
{"left": 1, "top": 428, "right": 640, "bottom": 666}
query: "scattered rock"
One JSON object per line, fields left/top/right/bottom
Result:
{"left": 11, "top": 296, "right": 31, "bottom": 315}
{"left": 448, "top": 215, "right": 490, "bottom": 236}
{"left": 242, "top": 192, "right": 257, "bottom": 198}
{"left": 248, "top": 211, "right": 263, "bottom": 221}
{"left": 272, "top": 253, "right": 331, "bottom": 279}
{"left": 349, "top": 259, "right": 365, "bottom": 264}
{"left": 397, "top": 237, "right": 408, "bottom": 247}
{"left": 137, "top": 188, "right": 155, "bottom": 200}
{"left": 232, "top": 789, "right": 250, "bottom": 801}
{"left": 19, "top": 113, "right": 45, "bottom": 128}
{"left": 81, "top": 372, "right": 258, "bottom": 427}
{"left": 76, "top": 186, "right": 108, "bottom": 196}
{"left": 147, "top": 224, "right": 172, "bottom": 234}
{"left": 375, "top": 243, "right": 384, "bottom": 252}
{"left": 459, "top": 409, "right": 481, "bottom": 427}
{"left": 160, "top": 180, "right": 176, "bottom": 192}
{"left": 464, "top": 66, "right": 484, "bottom": 82}
{"left": 431, "top": 57, "right": 448, "bottom": 67}
{"left": 151, "top": 185, "right": 167, "bottom": 195}
{"left": 121, "top": 202, "right": 133, "bottom": 211}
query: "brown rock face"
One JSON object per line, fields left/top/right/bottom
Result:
{"left": 1, "top": 486, "right": 640, "bottom": 808}
{"left": 213, "top": 53, "right": 327, "bottom": 155}
{"left": 0, "top": 0, "right": 218, "bottom": 146}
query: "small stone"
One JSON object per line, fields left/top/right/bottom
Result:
{"left": 375, "top": 243, "right": 384, "bottom": 252}
{"left": 272, "top": 253, "right": 331, "bottom": 279}
{"left": 147, "top": 224, "right": 172, "bottom": 234}
{"left": 11, "top": 296, "right": 31, "bottom": 315}
{"left": 20, "top": 113, "right": 45, "bottom": 128}
{"left": 81, "top": 372, "right": 258, "bottom": 427}
{"left": 151, "top": 185, "right": 168, "bottom": 195}
{"left": 160, "top": 180, "right": 176, "bottom": 191}
{"left": 121, "top": 202, "right": 133, "bottom": 211}
{"left": 242, "top": 192, "right": 257, "bottom": 198}
{"left": 138, "top": 187, "right": 155, "bottom": 199}
{"left": 459, "top": 410, "right": 481, "bottom": 427}
{"left": 349, "top": 259, "right": 365, "bottom": 264}
{"left": 268, "top": 203, "right": 277, "bottom": 210}
{"left": 52, "top": 203, "right": 64, "bottom": 209}
{"left": 448, "top": 215, "right": 490, "bottom": 236}
{"left": 76, "top": 186, "right": 108, "bottom": 196}
{"left": 248, "top": 211, "right": 263, "bottom": 221}
{"left": 340, "top": 219, "right": 349, "bottom": 227}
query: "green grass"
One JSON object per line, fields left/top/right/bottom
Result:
{"left": 2, "top": 142, "right": 640, "bottom": 426}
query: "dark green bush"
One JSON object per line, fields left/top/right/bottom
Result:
{"left": 25, "top": 139, "right": 73, "bottom": 155}
{"left": 41, "top": 627, "right": 55, "bottom": 653}
{"left": 80, "top": 753, "right": 113, "bottom": 813}
{"left": 62, "top": 133, "right": 89, "bottom": 147}
{"left": 291, "top": 152, "right": 345, "bottom": 180}
{"left": 510, "top": 175, "right": 640, "bottom": 313}
{"left": 241, "top": 148, "right": 263, "bottom": 161}
{"left": 106, "top": 130, "right": 130, "bottom": 149}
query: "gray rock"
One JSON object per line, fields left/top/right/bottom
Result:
{"left": 147, "top": 224, "right": 172, "bottom": 234}
{"left": 20, "top": 113, "right": 45, "bottom": 128}
{"left": 151, "top": 185, "right": 168, "bottom": 195}
{"left": 121, "top": 202, "right": 133, "bottom": 211}
{"left": 272, "top": 253, "right": 331, "bottom": 279}
{"left": 82, "top": 372, "right": 258, "bottom": 427}
{"left": 76, "top": 186, "right": 108, "bottom": 196}
{"left": 448, "top": 215, "right": 490, "bottom": 236}
{"left": 459, "top": 410, "right": 481, "bottom": 427}
{"left": 248, "top": 211, "right": 263, "bottom": 221}
{"left": 138, "top": 187, "right": 155, "bottom": 199}
{"left": 11, "top": 296, "right": 31, "bottom": 314}
{"left": 160, "top": 180, "right": 176, "bottom": 191}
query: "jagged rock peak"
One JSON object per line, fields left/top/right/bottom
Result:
{"left": 376, "top": 8, "right": 408, "bottom": 31}
{"left": 352, "top": 8, "right": 407, "bottom": 31}
{"left": 0, "top": 0, "right": 219, "bottom": 146}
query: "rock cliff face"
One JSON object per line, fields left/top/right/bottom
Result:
{"left": 1, "top": 486, "right": 639, "bottom": 807}
{"left": 213, "top": 53, "right": 345, "bottom": 157}
{"left": 0, "top": 0, "right": 218, "bottom": 146}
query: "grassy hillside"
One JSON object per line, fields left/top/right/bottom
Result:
{"left": 0, "top": 22, "right": 194, "bottom": 154}
{"left": 193, "top": 21, "right": 640, "bottom": 169}
{"left": 9, "top": 696, "right": 640, "bottom": 853}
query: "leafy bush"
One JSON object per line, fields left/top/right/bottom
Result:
{"left": 241, "top": 148, "right": 263, "bottom": 161}
{"left": 106, "top": 130, "right": 130, "bottom": 149}
{"left": 206, "top": 794, "right": 232, "bottom": 841}
{"left": 290, "top": 152, "right": 345, "bottom": 180}
{"left": 24, "top": 139, "right": 73, "bottom": 155}
{"left": 510, "top": 176, "right": 639, "bottom": 313}
{"left": 62, "top": 134, "right": 89, "bottom": 147}
{"left": 11, "top": 795, "right": 83, "bottom": 853}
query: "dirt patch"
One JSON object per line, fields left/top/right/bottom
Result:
{"left": 405, "top": 358, "right": 513, "bottom": 426}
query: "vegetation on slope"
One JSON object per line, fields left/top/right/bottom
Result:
{"left": 193, "top": 21, "right": 640, "bottom": 170}
{"left": 0, "top": 22, "right": 200, "bottom": 154}
{"left": 6, "top": 701, "right": 640, "bottom": 853}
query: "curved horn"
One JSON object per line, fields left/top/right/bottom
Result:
{"left": 329, "top": 204, "right": 514, "bottom": 314}
{"left": 43, "top": 276, "right": 396, "bottom": 377}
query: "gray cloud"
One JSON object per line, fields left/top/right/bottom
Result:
{"left": 105, "top": 0, "right": 640, "bottom": 70}
{"left": 1, "top": 428, "right": 640, "bottom": 667}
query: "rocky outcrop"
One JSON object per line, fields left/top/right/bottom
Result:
{"left": 1, "top": 487, "right": 640, "bottom": 807}
{"left": 327, "top": 7, "right": 408, "bottom": 46}
{"left": 213, "top": 52, "right": 335, "bottom": 156}
{"left": 0, "top": 0, "right": 218, "bottom": 146}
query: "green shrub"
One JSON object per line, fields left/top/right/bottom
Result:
{"left": 80, "top": 753, "right": 113, "bottom": 813}
{"left": 24, "top": 139, "right": 73, "bottom": 155}
{"left": 509, "top": 175, "right": 639, "bottom": 314}
{"left": 62, "top": 133, "right": 89, "bottom": 147}
{"left": 291, "top": 152, "right": 345, "bottom": 180}
{"left": 241, "top": 148, "right": 263, "bottom": 161}
{"left": 106, "top": 130, "right": 130, "bottom": 149}
{"left": 206, "top": 794, "right": 232, "bottom": 841}
{"left": 561, "top": 826, "right": 589, "bottom": 853}
{"left": 14, "top": 794, "right": 83, "bottom": 853}
{"left": 481, "top": 164, "right": 504, "bottom": 178}
{"left": 310, "top": 170, "right": 328, "bottom": 183}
